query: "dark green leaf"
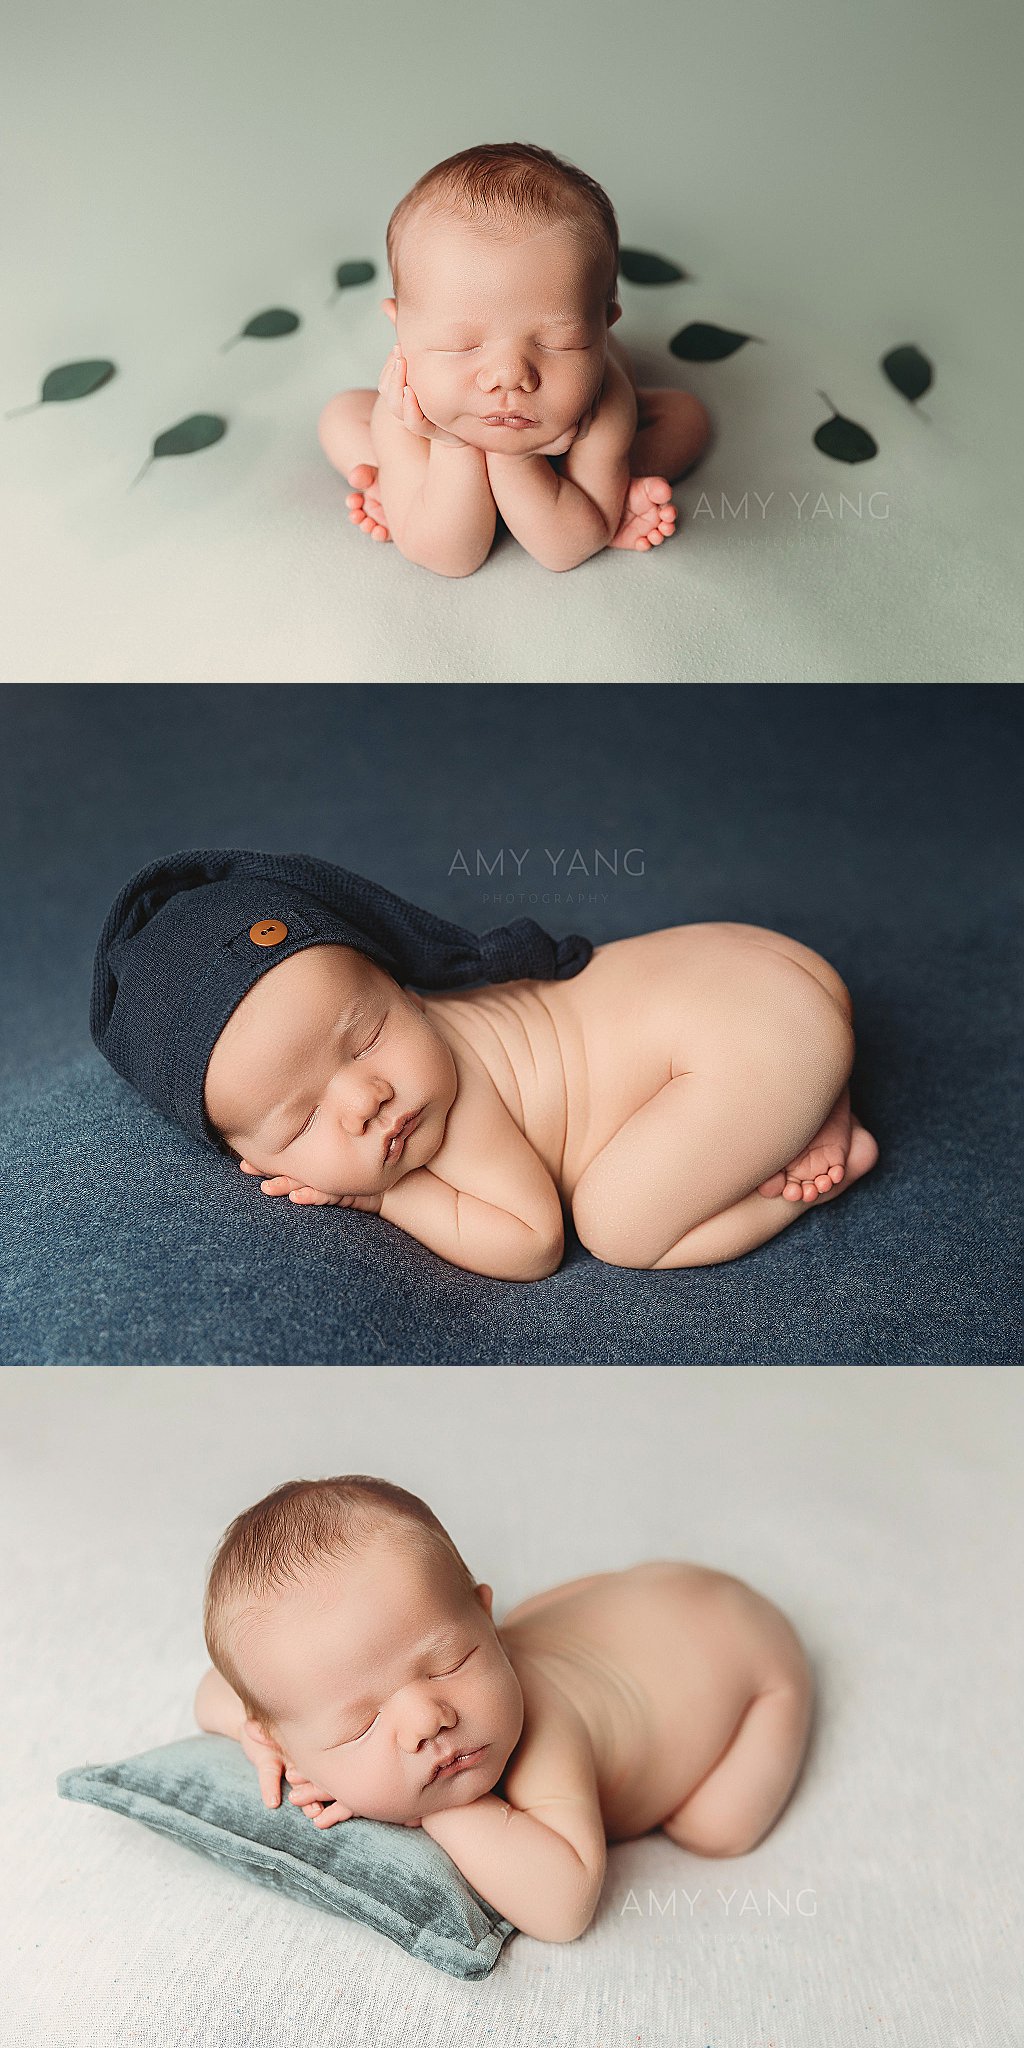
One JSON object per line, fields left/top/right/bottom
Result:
{"left": 154, "top": 413, "right": 227, "bottom": 458}
{"left": 670, "top": 322, "right": 759, "bottom": 361}
{"left": 242, "top": 308, "right": 301, "bottom": 340}
{"left": 130, "top": 413, "right": 227, "bottom": 486}
{"left": 333, "top": 260, "right": 376, "bottom": 290}
{"left": 813, "top": 392, "right": 877, "bottom": 464}
{"left": 42, "top": 359, "right": 117, "bottom": 402}
{"left": 881, "top": 343, "right": 933, "bottom": 404}
{"left": 619, "top": 248, "right": 690, "bottom": 285}
{"left": 7, "top": 358, "right": 117, "bottom": 415}
{"left": 327, "top": 259, "right": 377, "bottom": 306}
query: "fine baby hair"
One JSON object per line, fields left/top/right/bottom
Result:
{"left": 385, "top": 141, "right": 621, "bottom": 316}
{"left": 203, "top": 1475, "right": 477, "bottom": 1726}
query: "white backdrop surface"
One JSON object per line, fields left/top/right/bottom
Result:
{"left": 3, "top": 1365, "right": 1020, "bottom": 2046}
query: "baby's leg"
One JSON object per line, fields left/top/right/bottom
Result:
{"left": 605, "top": 339, "right": 711, "bottom": 550}
{"left": 630, "top": 389, "right": 712, "bottom": 484}
{"left": 662, "top": 1674, "right": 814, "bottom": 1857}
{"left": 317, "top": 391, "right": 391, "bottom": 541}
{"left": 571, "top": 967, "right": 874, "bottom": 1269}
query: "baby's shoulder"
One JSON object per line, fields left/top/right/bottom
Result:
{"left": 500, "top": 1650, "right": 601, "bottom": 1809}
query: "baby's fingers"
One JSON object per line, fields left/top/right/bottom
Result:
{"left": 312, "top": 1803, "right": 353, "bottom": 1829}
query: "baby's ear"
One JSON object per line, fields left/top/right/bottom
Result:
{"left": 381, "top": 297, "right": 397, "bottom": 327}
{"left": 607, "top": 300, "right": 623, "bottom": 329}
{"left": 474, "top": 1582, "right": 495, "bottom": 1618}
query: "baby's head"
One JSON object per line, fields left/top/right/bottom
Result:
{"left": 203, "top": 942, "right": 456, "bottom": 1196}
{"left": 91, "top": 847, "right": 592, "bottom": 1167}
{"left": 204, "top": 1476, "right": 524, "bottom": 1823}
{"left": 382, "top": 141, "right": 622, "bottom": 450}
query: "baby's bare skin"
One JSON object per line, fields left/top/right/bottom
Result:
{"left": 208, "top": 923, "right": 878, "bottom": 1277}
{"left": 498, "top": 1562, "right": 813, "bottom": 1849}
{"left": 196, "top": 1539, "right": 813, "bottom": 1940}
{"left": 318, "top": 215, "right": 711, "bottom": 574}
{"left": 421, "top": 923, "right": 878, "bottom": 1269}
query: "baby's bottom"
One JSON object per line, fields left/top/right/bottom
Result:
{"left": 572, "top": 930, "right": 878, "bottom": 1270}
{"left": 317, "top": 386, "right": 710, "bottom": 546}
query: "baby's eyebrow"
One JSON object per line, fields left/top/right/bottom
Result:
{"left": 438, "top": 311, "right": 586, "bottom": 331}
{"left": 319, "top": 1629, "right": 467, "bottom": 1738}
{"left": 249, "top": 1001, "right": 366, "bottom": 1139}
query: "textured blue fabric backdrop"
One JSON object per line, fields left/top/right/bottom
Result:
{"left": 1, "top": 684, "right": 1020, "bottom": 1365}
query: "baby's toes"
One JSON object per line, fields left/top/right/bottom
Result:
{"left": 758, "top": 1170, "right": 787, "bottom": 1199}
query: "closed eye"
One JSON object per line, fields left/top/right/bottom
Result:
{"left": 286, "top": 1021, "right": 386, "bottom": 1143}
{"left": 354, "top": 1019, "right": 386, "bottom": 1059}
{"left": 331, "top": 1650, "right": 474, "bottom": 1746}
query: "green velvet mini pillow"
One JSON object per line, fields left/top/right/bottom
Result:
{"left": 57, "top": 1734, "right": 516, "bottom": 1980}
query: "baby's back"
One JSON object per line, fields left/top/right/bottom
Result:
{"left": 422, "top": 924, "right": 806, "bottom": 1202}
{"left": 498, "top": 1562, "right": 808, "bottom": 1841}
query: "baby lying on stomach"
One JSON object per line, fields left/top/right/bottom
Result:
{"left": 196, "top": 1476, "right": 814, "bottom": 1944}
{"left": 91, "top": 849, "right": 878, "bottom": 1283}
{"left": 318, "top": 140, "right": 711, "bottom": 576}
{"left": 206, "top": 921, "right": 877, "bottom": 1279}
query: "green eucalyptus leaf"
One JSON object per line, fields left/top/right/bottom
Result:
{"left": 6, "top": 357, "right": 117, "bottom": 417}
{"left": 813, "top": 392, "right": 877, "bottom": 464}
{"left": 243, "top": 308, "right": 301, "bottom": 339}
{"left": 326, "top": 259, "right": 377, "bottom": 305}
{"left": 43, "top": 359, "right": 117, "bottom": 401}
{"left": 334, "top": 260, "right": 376, "bottom": 290}
{"left": 222, "top": 308, "right": 301, "bottom": 349}
{"left": 881, "top": 343, "right": 933, "bottom": 404}
{"left": 670, "top": 321, "right": 760, "bottom": 361}
{"left": 130, "top": 412, "right": 227, "bottom": 487}
{"left": 619, "top": 248, "right": 691, "bottom": 285}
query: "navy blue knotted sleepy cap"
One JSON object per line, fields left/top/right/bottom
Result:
{"left": 90, "top": 847, "right": 594, "bottom": 1149}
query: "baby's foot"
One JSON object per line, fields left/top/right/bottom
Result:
{"left": 345, "top": 463, "right": 391, "bottom": 543}
{"left": 758, "top": 1086, "right": 865, "bottom": 1203}
{"left": 759, "top": 1105, "right": 878, "bottom": 1207}
{"left": 609, "top": 476, "right": 678, "bottom": 552}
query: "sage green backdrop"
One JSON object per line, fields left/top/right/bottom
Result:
{"left": 4, "top": 0, "right": 1021, "bottom": 680}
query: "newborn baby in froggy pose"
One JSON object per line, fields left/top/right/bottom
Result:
{"left": 317, "top": 141, "right": 711, "bottom": 575}
{"left": 91, "top": 849, "right": 878, "bottom": 1284}
{"left": 196, "top": 1476, "right": 815, "bottom": 1944}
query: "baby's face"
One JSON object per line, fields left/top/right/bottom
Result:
{"left": 385, "top": 215, "right": 619, "bottom": 449}
{"left": 237, "top": 1534, "right": 524, "bottom": 1823}
{"left": 203, "top": 944, "right": 457, "bottom": 1197}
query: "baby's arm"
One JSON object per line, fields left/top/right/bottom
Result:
{"left": 373, "top": 351, "right": 496, "bottom": 578}
{"left": 379, "top": 1044, "right": 564, "bottom": 1281}
{"left": 421, "top": 1671, "right": 607, "bottom": 1942}
{"left": 484, "top": 353, "right": 637, "bottom": 573}
{"left": 195, "top": 1667, "right": 293, "bottom": 1810}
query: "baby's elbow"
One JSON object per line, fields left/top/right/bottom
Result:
{"left": 532, "top": 1879, "right": 603, "bottom": 1944}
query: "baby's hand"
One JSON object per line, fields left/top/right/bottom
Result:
{"left": 378, "top": 348, "right": 469, "bottom": 446}
{"left": 531, "top": 406, "right": 595, "bottom": 458}
{"left": 284, "top": 1770, "right": 355, "bottom": 1830}
{"left": 238, "top": 1160, "right": 382, "bottom": 1211}
{"left": 240, "top": 1718, "right": 288, "bottom": 1810}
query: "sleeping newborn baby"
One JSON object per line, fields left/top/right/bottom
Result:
{"left": 195, "top": 1476, "right": 815, "bottom": 1943}
{"left": 91, "top": 848, "right": 878, "bottom": 1282}
{"left": 317, "top": 141, "right": 711, "bottom": 575}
